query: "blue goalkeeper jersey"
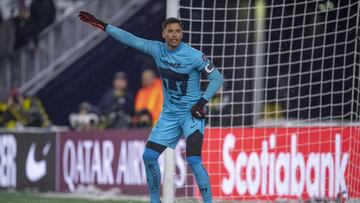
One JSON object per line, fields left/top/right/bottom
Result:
{"left": 144, "top": 41, "right": 210, "bottom": 113}
{"left": 106, "top": 25, "right": 223, "bottom": 113}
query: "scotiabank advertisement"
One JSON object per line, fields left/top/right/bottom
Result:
{"left": 58, "top": 129, "right": 193, "bottom": 196}
{"left": 202, "top": 127, "right": 359, "bottom": 201}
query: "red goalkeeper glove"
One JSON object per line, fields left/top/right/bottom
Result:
{"left": 191, "top": 97, "right": 208, "bottom": 119}
{"left": 78, "top": 11, "right": 107, "bottom": 31}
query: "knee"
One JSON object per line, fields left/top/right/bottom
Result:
{"left": 142, "top": 148, "right": 160, "bottom": 162}
{"left": 186, "top": 130, "right": 203, "bottom": 157}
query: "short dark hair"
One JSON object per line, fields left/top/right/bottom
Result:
{"left": 162, "top": 17, "right": 183, "bottom": 29}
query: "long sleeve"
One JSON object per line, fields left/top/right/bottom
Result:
{"left": 202, "top": 69, "right": 224, "bottom": 101}
{"left": 106, "top": 25, "right": 151, "bottom": 54}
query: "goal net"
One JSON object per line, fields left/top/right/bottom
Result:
{"left": 175, "top": 0, "right": 360, "bottom": 201}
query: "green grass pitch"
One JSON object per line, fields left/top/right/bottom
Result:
{"left": 0, "top": 191, "right": 146, "bottom": 203}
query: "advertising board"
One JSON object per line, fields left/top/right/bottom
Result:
{"left": 58, "top": 129, "right": 192, "bottom": 196}
{"left": 0, "top": 132, "right": 56, "bottom": 191}
{"left": 202, "top": 127, "right": 357, "bottom": 200}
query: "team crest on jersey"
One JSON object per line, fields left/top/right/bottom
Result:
{"left": 202, "top": 54, "right": 207, "bottom": 61}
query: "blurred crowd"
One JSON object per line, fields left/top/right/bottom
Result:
{"left": 0, "top": 68, "right": 236, "bottom": 131}
{"left": 0, "top": 0, "right": 166, "bottom": 131}
{"left": 0, "top": 89, "right": 51, "bottom": 129}
{"left": 0, "top": 67, "right": 234, "bottom": 130}
{"left": 69, "top": 68, "right": 234, "bottom": 130}
{"left": 0, "top": 0, "right": 163, "bottom": 131}
{"left": 0, "top": 0, "right": 56, "bottom": 59}
{"left": 69, "top": 69, "right": 163, "bottom": 131}
{"left": 0, "top": 0, "right": 231, "bottom": 131}
{"left": 0, "top": 68, "right": 164, "bottom": 131}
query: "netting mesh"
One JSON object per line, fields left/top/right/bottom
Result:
{"left": 177, "top": 0, "right": 360, "bottom": 201}
{"left": 179, "top": 0, "right": 359, "bottom": 127}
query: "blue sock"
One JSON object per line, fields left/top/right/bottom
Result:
{"left": 187, "top": 156, "right": 212, "bottom": 203}
{"left": 143, "top": 148, "right": 161, "bottom": 203}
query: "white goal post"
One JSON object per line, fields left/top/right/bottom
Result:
{"left": 163, "top": 1, "right": 179, "bottom": 203}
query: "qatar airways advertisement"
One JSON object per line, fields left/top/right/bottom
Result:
{"left": 58, "top": 129, "right": 192, "bottom": 196}
{"left": 202, "top": 127, "right": 359, "bottom": 201}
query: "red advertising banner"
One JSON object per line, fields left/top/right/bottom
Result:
{"left": 202, "top": 127, "right": 360, "bottom": 201}
{"left": 58, "top": 129, "right": 193, "bottom": 196}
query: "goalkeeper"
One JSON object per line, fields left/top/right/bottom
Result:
{"left": 79, "top": 11, "right": 223, "bottom": 203}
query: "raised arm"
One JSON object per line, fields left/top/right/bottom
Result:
{"left": 105, "top": 25, "right": 149, "bottom": 53}
{"left": 78, "top": 11, "right": 150, "bottom": 54}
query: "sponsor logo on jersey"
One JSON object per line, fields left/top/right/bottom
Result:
{"left": 202, "top": 54, "right": 207, "bottom": 61}
{"left": 160, "top": 59, "right": 182, "bottom": 69}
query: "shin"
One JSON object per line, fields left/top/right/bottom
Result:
{"left": 186, "top": 130, "right": 212, "bottom": 203}
{"left": 142, "top": 141, "right": 166, "bottom": 203}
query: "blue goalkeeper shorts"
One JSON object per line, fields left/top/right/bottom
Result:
{"left": 148, "top": 112, "right": 205, "bottom": 149}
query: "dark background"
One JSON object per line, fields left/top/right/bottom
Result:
{"left": 37, "top": 0, "right": 165, "bottom": 125}
{"left": 38, "top": 0, "right": 360, "bottom": 126}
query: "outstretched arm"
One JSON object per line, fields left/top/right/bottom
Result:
{"left": 78, "top": 11, "right": 150, "bottom": 54}
{"left": 106, "top": 25, "right": 149, "bottom": 53}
